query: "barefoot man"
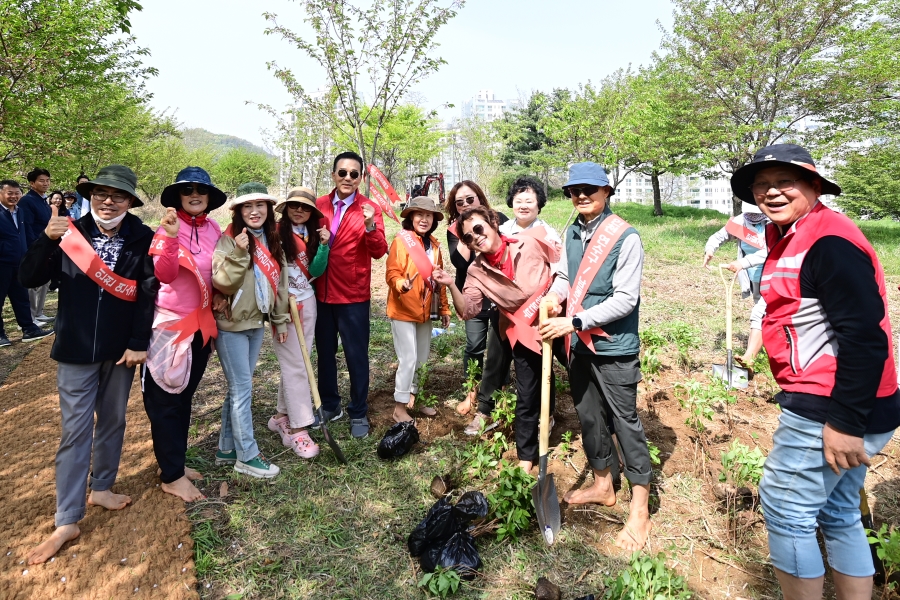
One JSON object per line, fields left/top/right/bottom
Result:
{"left": 20, "top": 165, "right": 158, "bottom": 564}
{"left": 539, "top": 162, "right": 652, "bottom": 552}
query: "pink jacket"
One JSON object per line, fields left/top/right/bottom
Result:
{"left": 153, "top": 218, "right": 222, "bottom": 317}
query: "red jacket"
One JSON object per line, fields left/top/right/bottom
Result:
{"left": 314, "top": 189, "right": 388, "bottom": 304}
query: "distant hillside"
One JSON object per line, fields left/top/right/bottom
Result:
{"left": 182, "top": 128, "right": 274, "bottom": 157}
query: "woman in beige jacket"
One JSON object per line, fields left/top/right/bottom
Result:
{"left": 212, "top": 183, "right": 289, "bottom": 479}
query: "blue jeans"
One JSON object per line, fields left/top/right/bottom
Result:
{"left": 216, "top": 328, "right": 265, "bottom": 462}
{"left": 315, "top": 300, "right": 371, "bottom": 419}
{"left": 759, "top": 409, "right": 895, "bottom": 578}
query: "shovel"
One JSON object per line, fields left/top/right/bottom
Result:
{"left": 532, "top": 299, "right": 561, "bottom": 545}
{"left": 712, "top": 265, "right": 749, "bottom": 389}
{"left": 288, "top": 297, "right": 348, "bottom": 464}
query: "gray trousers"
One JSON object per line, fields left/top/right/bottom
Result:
{"left": 569, "top": 352, "right": 652, "bottom": 486}
{"left": 55, "top": 360, "right": 134, "bottom": 526}
{"left": 29, "top": 282, "right": 48, "bottom": 319}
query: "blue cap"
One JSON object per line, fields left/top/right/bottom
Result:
{"left": 563, "top": 162, "right": 614, "bottom": 196}
{"left": 160, "top": 166, "right": 227, "bottom": 211}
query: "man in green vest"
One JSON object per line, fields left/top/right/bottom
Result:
{"left": 541, "top": 161, "right": 652, "bottom": 552}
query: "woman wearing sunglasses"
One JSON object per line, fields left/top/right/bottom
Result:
{"left": 443, "top": 181, "right": 508, "bottom": 430}
{"left": 266, "top": 187, "right": 331, "bottom": 459}
{"left": 143, "top": 167, "right": 225, "bottom": 502}
{"left": 433, "top": 206, "right": 568, "bottom": 472}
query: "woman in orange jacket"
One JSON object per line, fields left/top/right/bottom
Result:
{"left": 386, "top": 196, "right": 451, "bottom": 423}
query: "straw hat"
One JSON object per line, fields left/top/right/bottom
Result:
{"left": 274, "top": 186, "right": 323, "bottom": 221}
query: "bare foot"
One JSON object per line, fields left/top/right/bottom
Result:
{"left": 393, "top": 404, "right": 414, "bottom": 423}
{"left": 456, "top": 392, "right": 475, "bottom": 416}
{"left": 158, "top": 466, "right": 204, "bottom": 481}
{"left": 564, "top": 480, "right": 617, "bottom": 507}
{"left": 27, "top": 524, "right": 80, "bottom": 565}
{"left": 408, "top": 394, "right": 436, "bottom": 416}
{"left": 161, "top": 476, "right": 206, "bottom": 502}
{"left": 616, "top": 511, "right": 652, "bottom": 552}
{"left": 87, "top": 489, "right": 132, "bottom": 511}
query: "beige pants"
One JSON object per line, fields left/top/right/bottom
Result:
{"left": 391, "top": 319, "right": 433, "bottom": 404}
{"left": 272, "top": 297, "right": 317, "bottom": 429}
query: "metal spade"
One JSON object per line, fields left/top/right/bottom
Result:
{"left": 532, "top": 299, "right": 561, "bottom": 545}
{"left": 712, "top": 265, "right": 749, "bottom": 389}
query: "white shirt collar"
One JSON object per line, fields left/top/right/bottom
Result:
{"left": 333, "top": 190, "right": 356, "bottom": 207}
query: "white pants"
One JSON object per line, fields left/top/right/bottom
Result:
{"left": 272, "top": 297, "right": 317, "bottom": 429}
{"left": 391, "top": 319, "right": 432, "bottom": 404}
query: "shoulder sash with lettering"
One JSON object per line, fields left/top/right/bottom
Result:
{"left": 149, "top": 233, "right": 217, "bottom": 344}
{"left": 503, "top": 276, "right": 553, "bottom": 355}
{"left": 292, "top": 233, "right": 313, "bottom": 280}
{"left": 725, "top": 217, "right": 765, "bottom": 250}
{"left": 59, "top": 219, "right": 137, "bottom": 301}
{"left": 367, "top": 165, "right": 401, "bottom": 223}
{"left": 368, "top": 184, "right": 400, "bottom": 224}
{"left": 224, "top": 225, "right": 281, "bottom": 294}
{"left": 566, "top": 214, "right": 632, "bottom": 354}
{"left": 395, "top": 229, "right": 434, "bottom": 283}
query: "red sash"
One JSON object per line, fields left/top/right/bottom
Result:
{"left": 59, "top": 219, "right": 137, "bottom": 301}
{"left": 725, "top": 217, "right": 765, "bottom": 250}
{"left": 448, "top": 221, "right": 458, "bottom": 238}
{"left": 368, "top": 184, "right": 400, "bottom": 224}
{"left": 292, "top": 233, "right": 313, "bottom": 280}
{"left": 395, "top": 230, "right": 434, "bottom": 282}
{"left": 503, "top": 277, "right": 553, "bottom": 354}
{"left": 566, "top": 215, "right": 632, "bottom": 355}
{"left": 224, "top": 225, "right": 281, "bottom": 294}
{"left": 367, "top": 165, "right": 401, "bottom": 223}
{"left": 149, "top": 233, "right": 217, "bottom": 344}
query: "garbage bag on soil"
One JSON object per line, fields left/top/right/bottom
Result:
{"left": 437, "top": 531, "right": 482, "bottom": 580}
{"left": 377, "top": 420, "right": 420, "bottom": 460}
{"left": 452, "top": 491, "right": 488, "bottom": 522}
{"left": 408, "top": 498, "right": 458, "bottom": 557}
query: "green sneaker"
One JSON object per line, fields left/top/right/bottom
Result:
{"left": 215, "top": 449, "right": 237, "bottom": 465}
{"left": 235, "top": 454, "right": 280, "bottom": 479}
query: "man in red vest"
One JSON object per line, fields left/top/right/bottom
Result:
{"left": 732, "top": 144, "right": 900, "bottom": 600}
{"left": 20, "top": 165, "right": 158, "bottom": 565}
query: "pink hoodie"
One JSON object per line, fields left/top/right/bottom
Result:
{"left": 153, "top": 217, "right": 222, "bottom": 317}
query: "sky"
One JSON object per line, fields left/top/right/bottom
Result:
{"left": 130, "top": 0, "right": 675, "bottom": 148}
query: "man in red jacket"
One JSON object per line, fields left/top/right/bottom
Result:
{"left": 314, "top": 151, "right": 388, "bottom": 438}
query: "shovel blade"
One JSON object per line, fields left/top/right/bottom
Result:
{"left": 317, "top": 407, "right": 348, "bottom": 464}
{"left": 532, "top": 473, "right": 561, "bottom": 546}
{"left": 712, "top": 363, "right": 749, "bottom": 389}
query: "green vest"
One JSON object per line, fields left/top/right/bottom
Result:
{"left": 566, "top": 210, "right": 641, "bottom": 356}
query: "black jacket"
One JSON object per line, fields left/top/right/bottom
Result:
{"left": 0, "top": 206, "right": 33, "bottom": 266}
{"left": 19, "top": 189, "right": 51, "bottom": 244}
{"left": 19, "top": 213, "right": 159, "bottom": 364}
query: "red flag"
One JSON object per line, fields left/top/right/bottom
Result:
{"left": 369, "top": 183, "right": 400, "bottom": 223}
{"left": 368, "top": 164, "right": 402, "bottom": 203}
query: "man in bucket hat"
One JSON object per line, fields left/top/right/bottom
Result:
{"left": 21, "top": 164, "right": 158, "bottom": 564}
{"left": 734, "top": 144, "right": 900, "bottom": 599}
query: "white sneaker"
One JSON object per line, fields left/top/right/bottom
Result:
{"left": 234, "top": 454, "right": 280, "bottom": 478}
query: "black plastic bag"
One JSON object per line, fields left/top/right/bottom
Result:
{"left": 419, "top": 543, "right": 441, "bottom": 573}
{"left": 407, "top": 498, "right": 458, "bottom": 557}
{"left": 452, "top": 491, "right": 488, "bottom": 523}
{"left": 377, "top": 421, "right": 420, "bottom": 460}
{"left": 437, "top": 531, "right": 481, "bottom": 580}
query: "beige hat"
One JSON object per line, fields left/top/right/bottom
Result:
{"left": 400, "top": 196, "right": 444, "bottom": 221}
{"left": 274, "top": 186, "right": 323, "bottom": 220}
{"left": 228, "top": 182, "right": 278, "bottom": 210}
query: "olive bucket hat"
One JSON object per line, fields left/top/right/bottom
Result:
{"left": 400, "top": 196, "right": 444, "bottom": 221}
{"left": 160, "top": 166, "right": 227, "bottom": 212}
{"left": 228, "top": 182, "right": 279, "bottom": 210}
{"left": 274, "top": 186, "right": 323, "bottom": 221}
{"left": 75, "top": 164, "right": 142, "bottom": 207}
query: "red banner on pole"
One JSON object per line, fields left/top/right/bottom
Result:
{"left": 368, "top": 164, "right": 402, "bottom": 203}
{"left": 368, "top": 182, "right": 400, "bottom": 223}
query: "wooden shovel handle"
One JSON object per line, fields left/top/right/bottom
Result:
{"left": 288, "top": 296, "right": 323, "bottom": 411}
{"left": 539, "top": 299, "right": 553, "bottom": 457}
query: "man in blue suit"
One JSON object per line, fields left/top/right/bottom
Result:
{"left": 18, "top": 168, "right": 53, "bottom": 323}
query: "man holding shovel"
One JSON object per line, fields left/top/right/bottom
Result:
{"left": 733, "top": 144, "right": 900, "bottom": 600}
{"left": 540, "top": 162, "right": 652, "bottom": 552}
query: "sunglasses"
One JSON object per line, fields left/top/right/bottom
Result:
{"left": 180, "top": 184, "right": 210, "bottom": 196}
{"left": 454, "top": 195, "right": 477, "bottom": 208}
{"left": 460, "top": 224, "right": 488, "bottom": 246}
{"left": 563, "top": 184, "right": 600, "bottom": 198}
{"left": 336, "top": 169, "right": 361, "bottom": 180}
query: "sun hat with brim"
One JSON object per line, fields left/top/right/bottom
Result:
{"left": 274, "top": 186, "right": 323, "bottom": 220}
{"left": 228, "top": 182, "right": 278, "bottom": 210}
{"left": 563, "top": 161, "right": 615, "bottom": 197}
{"left": 400, "top": 196, "right": 444, "bottom": 221}
{"left": 75, "top": 164, "right": 143, "bottom": 207}
{"left": 731, "top": 144, "right": 841, "bottom": 205}
{"left": 160, "top": 166, "right": 227, "bottom": 212}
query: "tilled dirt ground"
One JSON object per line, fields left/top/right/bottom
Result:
{"left": 0, "top": 338, "right": 198, "bottom": 600}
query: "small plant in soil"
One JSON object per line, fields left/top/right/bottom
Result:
{"left": 486, "top": 430, "right": 509, "bottom": 458}
{"left": 462, "top": 359, "right": 481, "bottom": 397}
{"left": 868, "top": 524, "right": 900, "bottom": 599}
{"left": 719, "top": 440, "right": 766, "bottom": 489}
{"left": 662, "top": 321, "right": 700, "bottom": 370}
{"left": 490, "top": 388, "right": 517, "bottom": 429}
{"left": 460, "top": 442, "right": 498, "bottom": 480}
{"left": 488, "top": 460, "right": 536, "bottom": 542}
{"left": 640, "top": 326, "right": 667, "bottom": 376}
{"left": 675, "top": 380, "right": 715, "bottom": 434}
{"left": 418, "top": 565, "right": 461, "bottom": 598}
{"left": 602, "top": 551, "right": 692, "bottom": 599}
{"left": 415, "top": 364, "right": 439, "bottom": 409}
{"left": 555, "top": 430, "right": 574, "bottom": 458}
{"left": 647, "top": 440, "right": 661, "bottom": 465}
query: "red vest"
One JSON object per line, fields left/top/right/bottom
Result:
{"left": 760, "top": 202, "right": 897, "bottom": 397}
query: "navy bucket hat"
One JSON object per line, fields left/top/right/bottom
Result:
{"left": 160, "top": 166, "right": 227, "bottom": 212}
{"left": 730, "top": 144, "right": 841, "bottom": 205}
{"left": 563, "top": 162, "right": 615, "bottom": 197}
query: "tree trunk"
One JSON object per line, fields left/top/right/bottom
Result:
{"left": 652, "top": 170, "right": 664, "bottom": 217}
{"left": 732, "top": 194, "right": 742, "bottom": 216}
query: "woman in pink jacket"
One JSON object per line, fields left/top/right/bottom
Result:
{"left": 142, "top": 167, "right": 224, "bottom": 502}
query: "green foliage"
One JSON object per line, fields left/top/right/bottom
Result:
{"left": 488, "top": 461, "right": 536, "bottom": 542}
{"left": 718, "top": 441, "right": 766, "bottom": 488}
{"left": 556, "top": 431, "right": 574, "bottom": 458}
{"left": 209, "top": 148, "right": 278, "bottom": 196}
{"left": 192, "top": 520, "right": 223, "bottom": 576}
{"left": 675, "top": 380, "right": 715, "bottom": 434}
{"left": 661, "top": 321, "right": 701, "bottom": 369}
{"left": 414, "top": 364, "right": 439, "bottom": 409}
{"left": 462, "top": 359, "right": 481, "bottom": 396}
{"left": 603, "top": 552, "right": 692, "bottom": 599}
{"left": 751, "top": 347, "right": 772, "bottom": 378}
{"left": 647, "top": 441, "right": 662, "bottom": 466}
{"left": 461, "top": 442, "right": 498, "bottom": 480}
{"left": 418, "top": 566, "right": 461, "bottom": 598}
{"left": 640, "top": 326, "right": 667, "bottom": 376}
{"left": 834, "top": 143, "right": 900, "bottom": 219}
{"left": 867, "top": 524, "right": 900, "bottom": 597}
{"left": 490, "top": 388, "right": 517, "bottom": 429}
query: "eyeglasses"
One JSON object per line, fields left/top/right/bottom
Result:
{"left": 91, "top": 191, "right": 131, "bottom": 204}
{"left": 564, "top": 185, "right": 600, "bottom": 199}
{"left": 336, "top": 169, "right": 360, "bottom": 180}
{"left": 179, "top": 184, "right": 210, "bottom": 196}
{"left": 750, "top": 178, "right": 802, "bottom": 196}
{"left": 286, "top": 202, "right": 311, "bottom": 212}
{"left": 455, "top": 195, "right": 478, "bottom": 208}
{"left": 460, "top": 224, "right": 488, "bottom": 246}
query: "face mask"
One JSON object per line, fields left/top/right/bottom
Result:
{"left": 91, "top": 208, "right": 127, "bottom": 231}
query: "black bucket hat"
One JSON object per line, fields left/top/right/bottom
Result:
{"left": 75, "top": 164, "right": 143, "bottom": 207}
{"left": 731, "top": 144, "right": 841, "bottom": 204}
{"left": 160, "top": 166, "right": 227, "bottom": 212}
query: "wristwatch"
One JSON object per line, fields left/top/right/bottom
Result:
{"left": 571, "top": 316, "right": 583, "bottom": 331}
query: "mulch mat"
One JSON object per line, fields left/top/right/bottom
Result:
{"left": 0, "top": 338, "right": 199, "bottom": 599}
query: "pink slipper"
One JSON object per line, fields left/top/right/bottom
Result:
{"left": 287, "top": 430, "right": 320, "bottom": 459}
{"left": 267, "top": 415, "right": 290, "bottom": 445}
